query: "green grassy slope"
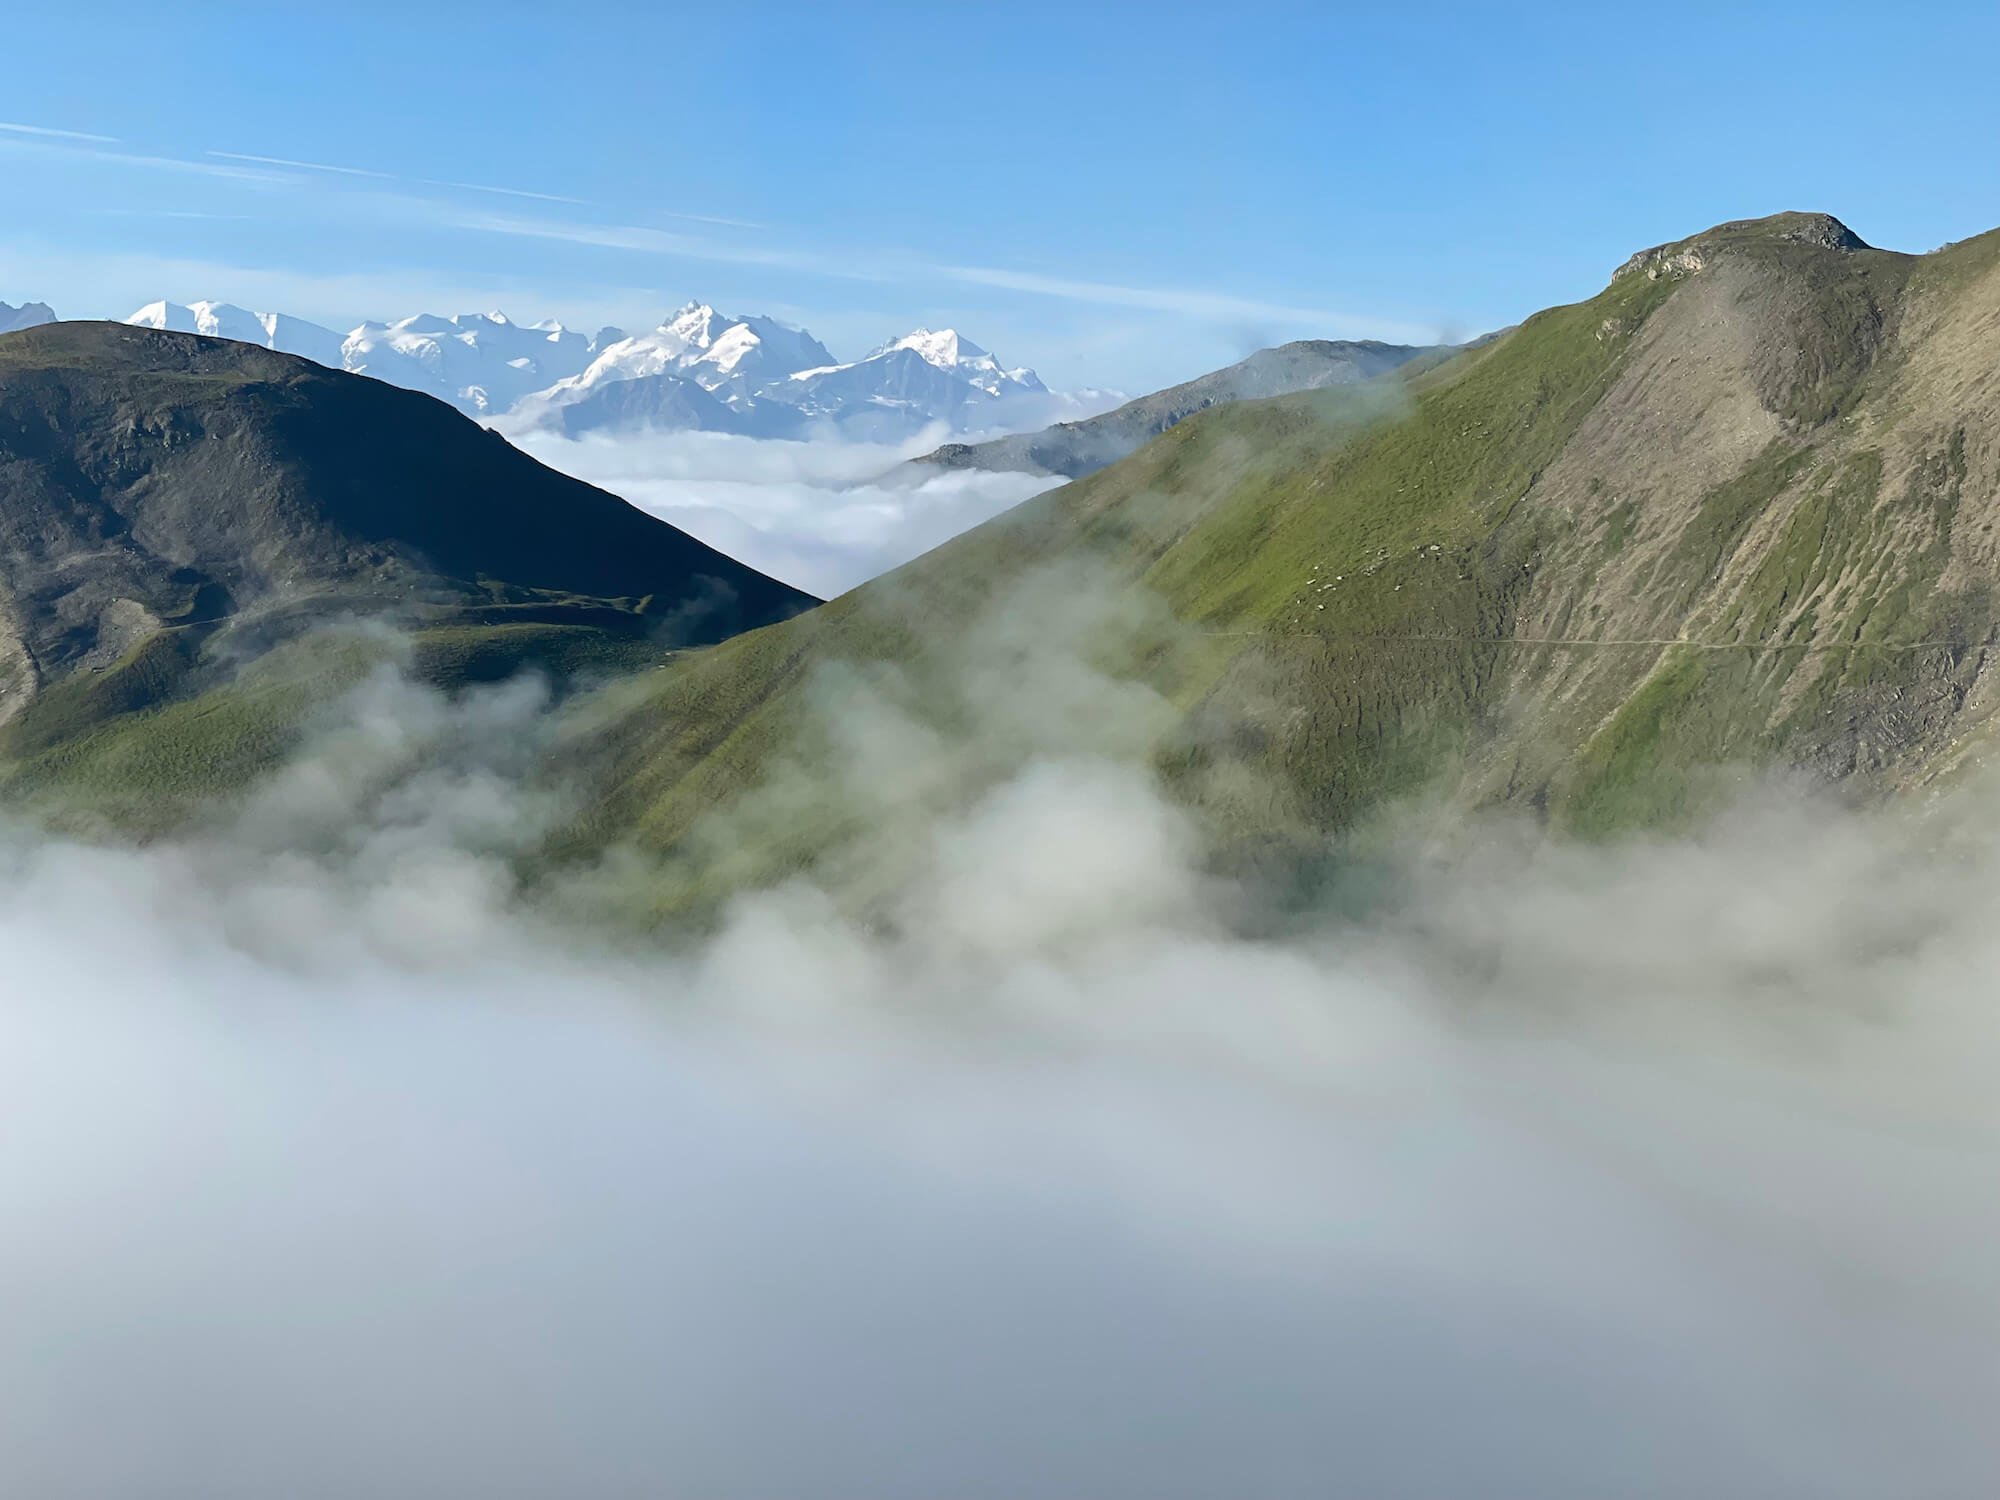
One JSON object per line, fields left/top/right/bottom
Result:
{"left": 0, "top": 617, "right": 667, "bottom": 834}
{"left": 546, "top": 214, "right": 2000, "bottom": 914}
{"left": 13, "top": 213, "right": 2000, "bottom": 919}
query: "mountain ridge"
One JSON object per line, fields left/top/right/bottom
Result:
{"left": 523, "top": 305, "right": 1080, "bottom": 440}
{"left": 898, "top": 336, "right": 1451, "bottom": 482}
{"left": 539, "top": 210, "right": 2000, "bottom": 912}
{"left": 15, "top": 211, "right": 2000, "bottom": 920}
{"left": 0, "top": 321, "right": 814, "bottom": 818}
{"left": 0, "top": 300, "right": 58, "bottom": 335}
{"left": 104, "top": 296, "right": 1086, "bottom": 438}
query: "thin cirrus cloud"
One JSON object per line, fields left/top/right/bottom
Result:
{"left": 209, "top": 149, "right": 592, "bottom": 207}
{"left": 89, "top": 208, "right": 258, "bottom": 221}
{"left": 207, "top": 149, "right": 396, "bottom": 180}
{"left": 428, "top": 184, "right": 759, "bottom": 224}
{"left": 0, "top": 120, "right": 120, "bottom": 144}
{"left": 13, "top": 122, "right": 1414, "bottom": 340}
{"left": 222, "top": 151, "right": 762, "bottom": 221}
{"left": 454, "top": 203, "right": 1422, "bottom": 336}
{"left": 7, "top": 128, "right": 691, "bottom": 220}
{"left": 0, "top": 132, "right": 293, "bottom": 185}
{"left": 451, "top": 208, "right": 869, "bottom": 279}
{"left": 941, "top": 262, "right": 1437, "bottom": 342}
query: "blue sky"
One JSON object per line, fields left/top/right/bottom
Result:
{"left": 1, "top": 0, "right": 1994, "bottom": 392}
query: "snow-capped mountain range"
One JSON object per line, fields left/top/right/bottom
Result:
{"left": 555, "top": 301, "right": 839, "bottom": 401}
{"left": 781, "top": 330, "right": 1049, "bottom": 438}
{"left": 126, "top": 300, "right": 622, "bottom": 416}
{"left": 97, "top": 297, "right": 1106, "bottom": 440}
{"left": 865, "top": 328, "right": 1044, "bottom": 399}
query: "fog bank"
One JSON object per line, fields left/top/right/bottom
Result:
{"left": 508, "top": 426, "right": 1062, "bottom": 597}
{"left": 0, "top": 660, "right": 1994, "bottom": 1498}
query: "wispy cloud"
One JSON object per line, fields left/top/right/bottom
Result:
{"left": 430, "top": 210, "right": 695, "bottom": 255}
{"left": 89, "top": 208, "right": 259, "bottom": 222}
{"left": 208, "top": 149, "right": 395, "bottom": 180}
{"left": 656, "top": 208, "right": 770, "bottom": 231}
{"left": 0, "top": 134, "right": 296, "bottom": 185}
{"left": 449, "top": 208, "right": 886, "bottom": 281}
{"left": 0, "top": 120, "right": 118, "bottom": 144}
{"left": 109, "top": 150, "right": 295, "bottom": 185}
{"left": 439, "top": 201, "right": 1426, "bottom": 340}
{"left": 10, "top": 125, "right": 1427, "bottom": 354}
{"left": 940, "top": 263, "right": 1435, "bottom": 342}
{"left": 209, "top": 148, "right": 592, "bottom": 206}
{"left": 5, "top": 126, "right": 615, "bottom": 212}
{"left": 419, "top": 177, "right": 592, "bottom": 206}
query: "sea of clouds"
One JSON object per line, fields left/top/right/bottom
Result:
{"left": 1, "top": 581, "right": 1995, "bottom": 1498}
{"left": 506, "top": 425, "right": 1063, "bottom": 599}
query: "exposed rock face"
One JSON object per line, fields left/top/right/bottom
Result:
{"left": 1625, "top": 246, "right": 1711, "bottom": 281}
{"left": 1615, "top": 212, "right": 1868, "bottom": 280}
{"left": 1747, "top": 212, "right": 1869, "bottom": 251}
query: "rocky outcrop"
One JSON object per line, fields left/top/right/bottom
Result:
{"left": 1615, "top": 212, "right": 1868, "bottom": 281}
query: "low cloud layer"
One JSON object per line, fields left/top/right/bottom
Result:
{"left": 0, "top": 640, "right": 1995, "bottom": 1498}
{"left": 509, "top": 427, "right": 1062, "bottom": 597}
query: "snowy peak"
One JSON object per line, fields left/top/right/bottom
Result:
{"left": 630, "top": 302, "right": 750, "bottom": 368}
{"left": 119, "top": 300, "right": 609, "bottom": 416}
{"left": 700, "top": 322, "right": 765, "bottom": 374}
{"left": 108, "top": 293, "right": 1075, "bottom": 440}
{"left": 874, "top": 327, "right": 990, "bottom": 367}
{"left": 127, "top": 300, "right": 344, "bottom": 365}
{"left": 687, "top": 313, "right": 835, "bottom": 388}
{"left": 338, "top": 310, "right": 602, "bottom": 414}
{"left": 855, "top": 326, "right": 1048, "bottom": 399}
{"left": 129, "top": 299, "right": 257, "bottom": 341}
{"left": 540, "top": 302, "right": 838, "bottom": 410}
{"left": 762, "top": 322, "right": 1065, "bottom": 440}
{"left": 654, "top": 303, "right": 831, "bottom": 370}
{"left": 662, "top": 301, "right": 728, "bottom": 348}
{"left": 379, "top": 313, "right": 460, "bottom": 337}
{"left": 126, "top": 299, "right": 198, "bottom": 333}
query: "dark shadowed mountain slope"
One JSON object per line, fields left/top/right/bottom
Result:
{"left": 899, "top": 338, "right": 1451, "bottom": 481}
{"left": 0, "top": 322, "right": 814, "bottom": 801}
